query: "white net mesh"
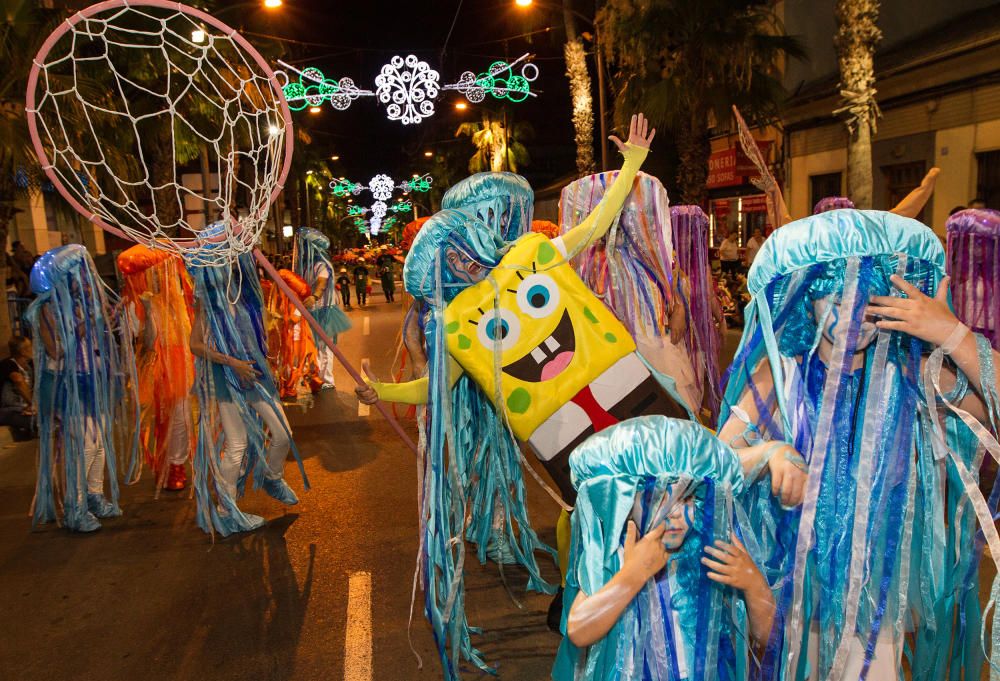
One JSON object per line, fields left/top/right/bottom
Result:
{"left": 27, "top": 2, "right": 291, "bottom": 266}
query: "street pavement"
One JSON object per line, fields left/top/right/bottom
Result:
{"left": 0, "top": 292, "right": 564, "bottom": 681}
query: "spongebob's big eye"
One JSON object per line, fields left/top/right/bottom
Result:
{"left": 516, "top": 273, "right": 560, "bottom": 319}
{"left": 476, "top": 307, "right": 521, "bottom": 352}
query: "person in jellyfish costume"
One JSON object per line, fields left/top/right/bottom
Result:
{"left": 718, "top": 209, "right": 1000, "bottom": 679}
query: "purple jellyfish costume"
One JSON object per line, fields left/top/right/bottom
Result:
{"left": 670, "top": 205, "right": 722, "bottom": 417}
{"left": 813, "top": 196, "right": 855, "bottom": 214}
{"left": 947, "top": 208, "right": 1000, "bottom": 350}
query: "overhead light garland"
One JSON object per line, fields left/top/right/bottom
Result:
{"left": 336, "top": 173, "right": 429, "bottom": 237}
{"left": 276, "top": 54, "right": 538, "bottom": 125}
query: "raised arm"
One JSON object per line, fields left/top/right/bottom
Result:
{"left": 559, "top": 114, "right": 656, "bottom": 256}
{"left": 890, "top": 167, "right": 940, "bottom": 219}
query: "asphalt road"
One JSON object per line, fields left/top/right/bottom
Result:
{"left": 0, "top": 292, "right": 564, "bottom": 681}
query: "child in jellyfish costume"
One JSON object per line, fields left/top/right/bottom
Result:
{"left": 28, "top": 245, "right": 138, "bottom": 532}
{"left": 558, "top": 171, "right": 702, "bottom": 414}
{"left": 553, "top": 416, "right": 780, "bottom": 681}
{"left": 717, "top": 209, "right": 1000, "bottom": 679}
{"left": 187, "top": 236, "right": 309, "bottom": 537}
{"left": 294, "top": 227, "right": 351, "bottom": 388}
{"left": 671, "top": 205, "right": 723, "bottom": 418}
{"left": 946, "top": 208, "right": 1000, "bottom": 350}
{"left": 117, "top": 244, "right": 196, "bottom": 492}
{"left": 265, "top": 268, "right": 320, "bottom": 401}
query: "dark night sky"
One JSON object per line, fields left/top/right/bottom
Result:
{"left": 233, "top": 0, "right": 583, "bottom": 191}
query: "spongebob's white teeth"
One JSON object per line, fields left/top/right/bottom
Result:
{"left": 531, "top": 346, "right": 546, "bottom": 363}
{"left": 544, "top": 335, "right": 559, "bottom": 352}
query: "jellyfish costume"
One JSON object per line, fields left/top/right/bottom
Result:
{"left": 265, "top": 268, "right": 320, "bottom": 400}
{"left": 372, "top": 143, "right": 694, "bottom": 679}
{"left": 27, "top": 244, "right": 138, "bottom": 532}
{"left": 441, "top": 170, "right": 534, "bottom": 242}
{"left": 117, "top": 244, "right": 195, "bottom": 491}
{"left": 294, "top": 227, "right": 351, "bottom": 386}
{"left": 399, "top": 208, "right": 558, "bottom": 679}
{"left": 558, "top": 171, "right": 701, "bottom": 412}
{"left": 812, "top": 197, "right": 854, "bottom": 214}
{"left": 719, "top": 209, "right": 1000, "bottom": 679}
{"left": 187, "top": 244, "right": 309, "bottom": 537}
{"left": 552, "top": 416, "right": 747, "bottom": 681}
{"left": 947, "top": 208, "right": 1000, "bottom": 350}
{"left": 671, "top": 205, "right": 723, "bottom": 418}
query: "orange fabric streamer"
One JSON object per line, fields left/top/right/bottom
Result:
{"left": 117, "top": 243, "right": 196, "bottom": 487}
{"left": 266, "top": 269, "right": 320, "bottom": 400}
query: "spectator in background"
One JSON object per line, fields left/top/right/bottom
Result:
{"left": 0, "top": 336, "right": 36, "bottom": 440}
{"left": 719, "top": 230, "right": 740, "bottom": 276}
{"left": 336, "top": 267, "right": 352, "bottom": 309}
{"left": 353, "top": 258, "right": 370, "bottom": 307}
{"left": 970, "top": 197, "right": 987, "bottom": 209}
{"left": 379, "top": 261, "right": 396, "bottom": 303}
{"left": 744, "top": 227, "right": 765, "bottom": 267}
{"left": 950, "top": 205, "right": 967, "bottom": 216}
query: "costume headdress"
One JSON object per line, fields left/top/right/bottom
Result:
{"left": 947, "top": 208, "right": 1000, "bottom": 349}
{"left": 441, "top": 171, "right": 534, "bottom": 242}
{"left": 554, "top": 416, "right": 745, "bottom": 680}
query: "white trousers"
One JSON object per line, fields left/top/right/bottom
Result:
{"left": 216, "top": 398, "right": 292, "bottom": 499}
{"left": 316, "top": 345, "right": 336, "bottom": 386}
{"left": 166, "top": 401, "right": 190, "bottom": 466}
{"left": 83, "top": 416, "right": 106, "bottom": 495}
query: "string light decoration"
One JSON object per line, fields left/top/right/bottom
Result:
{"left": 375, "top": 54, "right": 440, "bottom": 125}
{"left": 335, "top": 173, "right": 427, "bottom": 236}
{"left": 444, "top": 53, "right": 539, "bottom": 103}
{"left": 331, "top": 179, "right": 364, "bottom": 197}
{"left": 275, "top": 54, "right": 538, "bottom": 124}
{"left": 368, "top": 173, "right": 396, "bottom": 201}
{"left": 276, "top": 60, "right": 372, "bottom": 112}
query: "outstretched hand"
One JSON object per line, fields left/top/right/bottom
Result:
{"left": 610, "top": 113, "right": 656, "bottom": 153}
{"left": 869, "top": 275, "right": 960, "bottom": 347}
{"left": 354, "top": 359, "right": 381, "bottom": 405}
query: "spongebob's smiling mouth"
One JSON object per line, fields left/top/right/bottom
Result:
{"left": 502, "top": 310, "right": 576, "bottom": 382}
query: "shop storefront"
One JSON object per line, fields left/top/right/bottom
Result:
{"left": 706, "top": 141, "right": 775, "bottom": 249}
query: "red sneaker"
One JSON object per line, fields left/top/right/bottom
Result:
{"left": 164, "top": 464, "right": 187, "bottom": 491}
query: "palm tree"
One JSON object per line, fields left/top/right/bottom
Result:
{"left": 834, "top": 0, "right": 881, "bottom": 209}
{"left": 597, "top": 0, "right": 805, "bottom": 205}
{"left": 562, "top": 0, "right": 595, "bottom": 176}
{"left": 455, "top": 113, "right": 532, "bottom": 174}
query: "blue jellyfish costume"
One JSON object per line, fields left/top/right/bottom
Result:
{"left": 402, "top": 207, "right": 557, "bottom": 679}
{"left": 553, "top": 416, "right": 747, "bottom": 681}
{"left": 719, "top": 209, "right": 1000, "bottom": 679}
{"left": 441, "top": 171, "right": 534, "bottom": 242}
{"left": 27, "top": 244, "right": 138, "bottom": 531}
{"left": 187, "top": 240, "right": 310, "bottom": 537}
{"left": 294, "top": 227, "right": 351, "bottom": 342}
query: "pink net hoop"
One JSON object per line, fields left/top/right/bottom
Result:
{"left": 25, "top": 0, "right": 294, "bottom": 265}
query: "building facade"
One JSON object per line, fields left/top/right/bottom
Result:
{"left": 781, "top": 0, "right": 1000, "bottom": 233}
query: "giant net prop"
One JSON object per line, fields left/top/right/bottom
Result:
{"left": 26, "top": 0, "right": 417, "bottom": 455}
{"left": 25, "top": 0, "right": 293, "bottom": 266}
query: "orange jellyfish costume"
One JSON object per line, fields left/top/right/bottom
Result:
{"left": 266, "top": 269, "right": 320, "bottom": 400}
{"left": 117, "top": 244, "right": 196, "bottom": 491}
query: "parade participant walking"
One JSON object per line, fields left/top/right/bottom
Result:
{"left": 336, "top": 267, "right": 352, "bottom": 309}
{"left": 379, "top": 260, "right": 395, "bottom": 303}
{"left": 118, "top": 244, "right": 195, "bottom": 491}
{"left": 295, "top": 228, "right": 351, "bottom": 389}
{"left": 353, "top": 259, "right": 369, "bottom": 307}
{"left": 188, "top": 227, "right": 309, "bottom": 537}
{"left": 27, "top": 245, "right": 137, "bottom": 532}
